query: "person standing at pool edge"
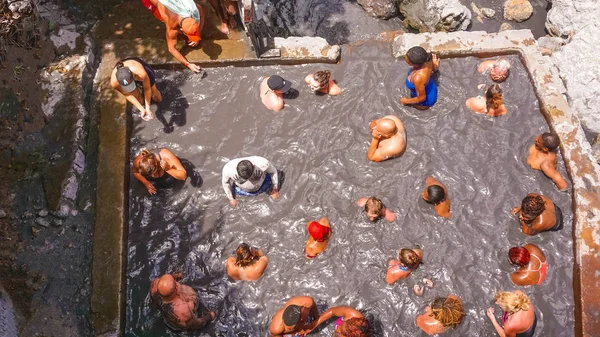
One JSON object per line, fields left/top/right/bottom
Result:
{"left": 261, "top": 75, "right": 293, "bottom": 111}
{"left": 527, "top": 132, "right": 568, "bottom": 191}
{"left": 269, "top": 296, "right": 320, "bottom": 336}
{"left": 222, "top": 156, "right": 279, "bottom": 207}
{"left": 400, "top": 46, "right": 439, "bottom": 109}
{"left": 111, "top": 58, "right": 163, "bottom": 120}
{"left": 368, "top": 115, "right": 406, "bottom": 162}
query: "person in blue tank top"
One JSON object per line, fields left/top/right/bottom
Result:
{"left": 400, "top": 46, "right": 440, "bottom": 110}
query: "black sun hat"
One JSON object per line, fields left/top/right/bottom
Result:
{"left": 267, "top": 75, "right": 292, "bottom": 93}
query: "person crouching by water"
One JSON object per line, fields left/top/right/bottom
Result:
{"left": 111, "top": 58, "right": 163, "bottom": 121}
{"left": 422, "top": 176, "right": 451, "bottom": 219}
{"left": 386, "top": 248, "right": 422, "bottom": 285}
{"left": 226, "top": 243, "right": 268, "bottom": 281}
{"left": 304, "top": 70, "right": 341, "bottom": 96}
{"left": 466, "top": 84, "right": 507, "bottom": 117}
{"left": 487, "top": 290, "right": 537, "bottom": 337}
{"left": 478, "top": 58, "right": 511, "bottom": 82}
{"left": 509, "top": 245, "right": 547, "bottom": 286}
{"left": 356, "top": 196, "right": 396, "bottom": 222}
{"left": 367, "top": 115, "right": 406, "bottom": 162}
{"left": 305, "top": 218, "right": 331, "bottom": 259}
{"left": 302, "top": 306, "right": 371, "bottom": 337}
{"left": 400, "top": 46, "right": 439, "bottom": 109}
{"left": 150, "top": 273, "right": 215, "bottom": 331}
{"left": 269, "top": 296, "right": 320, "bottom": 337}
{"left": 221, "top": 156, "right": 280, "bottom": 207}
{"left": 528, "top": 132, "right": 568, "bottom": 191}
{"left": 261, "top": 75, "right": 293, "bottom": 112}
{"left": 133, "top": 149, "right": 187, "bottom": 195}
{"left": 416, "top": 295, "right": 465, "bottom": 335}
{"left": 512, "top": 193, "right": 563, "bottom": 235}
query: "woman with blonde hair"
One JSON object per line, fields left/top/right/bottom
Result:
{"left": 487, "top": 290, "right": 536, "bottom": 337}
{"left": 132, "top": 148, "right": 187, "bottom": 194}
{"left": 304, "top": 70, "right": 341, "bottom": 96}
{"left": 416, "top": 295, "right": 465, "bottom": 335}
{"left": 466, "top": 84, "right": 507, "bottom": 117}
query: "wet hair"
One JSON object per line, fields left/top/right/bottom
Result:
{"left": 139, "top": 150, "right": 159, "bottom": 178}
{"left": 340, "top": 317, "right": 372, "bottom": 337}
{"left": 486, "top": 84, "right": 503, "bottom": 110}
{"left": 541, "top": 132, "right": 560, "bottom": 151}
{"left": 399, "top": 249, "right": 420, "bottom": 269}
{"left": 494, "top": 291, "right": 531, "bottom": 313}
{"left": 235, "top": 243, "right": 258, "bottom": 267}
{"left": 521, "top": 194, "right": 545, "bottom": 218}
{"left": 364, "top": 197, "right": 384, "bottom": 216}
{"left": 115, "top": 61, "right": 125, "bottom": 69}
{"left": 282, "top": 305, "right": 302, "bottom": 326}
{"left": 236, "top": 160, "right": 254, "bottom": 180}
{"left": 406, "top": 46, "right": 432, "bottom": 65}
{"left": 509, "top": 247, "right": 531, "bottom": 267}
{"left": 430, "top": 297, "right": 465, "bottom": 328}
{"left": 425, "top": 185, "right": 445, "bottom": 204}
{"left": 312, "top": 70, "right": 331, "bottom": 87}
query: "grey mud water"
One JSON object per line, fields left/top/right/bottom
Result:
{"left": 126, "top": 42, "right": 573, "bottom": 336}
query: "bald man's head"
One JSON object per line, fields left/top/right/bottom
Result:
{"left": 376, "top": 118, "right": 397, "bottom": 137}
{"left": 157, "top": 274, "right": 177, "bottom": 298}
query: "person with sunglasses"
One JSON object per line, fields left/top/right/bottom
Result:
{"left": 221, "top": 156, "right": 279, "bottom": 207}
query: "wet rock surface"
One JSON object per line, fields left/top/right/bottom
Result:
{"left": 399, "top": 0, "right": 472, "bottom": 32}
{"left": 356, "top": 0, "right": 398, "bottom": 19}
{"left": 503, "top": 0, "right": 534, "bottom": 22}
{"left": 546, "top": 0, "right": 600, "bottom": 38}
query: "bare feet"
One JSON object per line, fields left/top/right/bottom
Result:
{"left": 413, "top": 284, "right": 424, "bottom": 296}
{"left": 423, "top": 278, "right": 434, "bottom": 288}
{"left": 219, "top": 21, "right": 230, "bottom": 35}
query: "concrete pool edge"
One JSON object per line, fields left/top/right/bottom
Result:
{"left": 393, "top": 29, "right": 600, "bottom": 337}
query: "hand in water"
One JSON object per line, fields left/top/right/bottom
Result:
{"left": 141, "top": 109, "right": 154, "bottom": 121}
{"left": 229, "top": 199, "right": 237, "bottom": 207}
{"left": 486, "top": 307, "right": 496, "bottom": 320}
{"left": 270, "top": 189, "right": 279, "bottom": 200}
{"left": 511, "top": 207, "right": 520, "bottom": 216}
{"left": 145, "top": 182, "right": 157, "bottom": 195}
{"left": 187, "top": 63, "right": 203, "bottom": 73}
{"left": 432, "top": 53, "right": 440, "bottom": 71}
{"left": 400, "top": 97, "right": 410, "bottom": 105}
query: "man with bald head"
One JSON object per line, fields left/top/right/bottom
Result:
{"left": 150, "top": 273, "right": 215, "bottom": 331}
{"left": 367, "top": 115, "right": 406, "bottom": 162}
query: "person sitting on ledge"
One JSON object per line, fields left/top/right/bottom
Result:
{"left": 487, "top": 290, "right": 537, "bottom": 337}
{"left": 508, "top": 244, "right": 547, "bottom": 286}
{"left": 512, "top": 193, "right": 563, "bottom": 235}
{"left": 356, "top": 196, "right": 396, "bottom": 222}
{"left": 269, "top": 296, "right": 320, "bottom": 337}
{"left": 400, "top": 46, "right": 439, "bottom": 109}
{"left": 305, "top": 217, "right": 331, "bottom": 259}
{"left": 144, "top": 0, "right": 205, "bottom": 73}
{"left": 466, "top": 83, "right": 507, "bottom": 117}
{"left": 133, "top": 148, "right": 187, "bottom": 195}
{"left": 478, "top": 57, "right": 511, "bottom": 82}
{"left": 422, "top": 176, "right": 451, "bottom": 219}
{"left": 150, "top": 273, "right": 215, "bottom": 331}
{"left": 304, "top": 70, "right": 341, "bottom": 96}
{"left": 221, "top": 156, "right": 280, "bottom": 207}
{"left": 416, "top": 295, "right": 465, "bottom": 335}
{"left": 302, "top": 306, "right": 371, "bottom": 337}
{"left": 111, "top": 58, "right": 163, "bottom": 121}
{"left": 386, "top": 248, "right": 422, "bottom": 285}
{"left": 367, "top": 115, "right": 406, "bottom": 162}
{"left": 261, "top": 75, "right": 293, "bottom": 112}
{"left": 226, "top": 243, "right": 268, "bottom": 281}
{"left": 527, "top": 132, "right": 568, "bottom": 191}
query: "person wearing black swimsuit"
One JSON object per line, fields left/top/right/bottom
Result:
{"left": 487, "top": 290, "right": 537, "bottom": 337}
{"left": 133, "top": 148, "right": 187, "bottom": 194}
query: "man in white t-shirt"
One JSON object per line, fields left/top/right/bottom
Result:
{"left": 221, "top": 156, "right": 280, "bottom": 207}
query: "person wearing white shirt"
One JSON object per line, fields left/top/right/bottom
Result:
{"left": 221, "top": 156, "right": 280, "bottom": 207}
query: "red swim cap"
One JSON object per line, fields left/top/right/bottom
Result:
{"left": 308, "top": 221, "right": 330, "bottom": 241}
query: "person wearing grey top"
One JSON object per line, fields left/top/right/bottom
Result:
{"left": 221, "top": 156, "right": 280, "bottom": 207}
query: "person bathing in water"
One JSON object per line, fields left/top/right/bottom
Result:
{"left": 221, "top": 156, "right": 279, "bottom": 207}
{"left": 261, "top": 75, "right": 293, "bottom": 112}
{"left": 111, "top": 58, "right": 162, "bottom": 121}
{"left": 269, "top": 296, "right": 320, "bottom": 337}
{"left": 416, "top": 295, "right": 465, "bottom": 335}
{"left": 226, "top": 243, "right": 268, "bottom": 281}
{"left": 527, "top": 132, "right": 568, "bottom": 191}
{"left": 367, "top": 115, "right": 406, "bottom": 162}
{"left": 386, "top": 248, "right": 422, "bottom": 285}
{"left": 133, "top": 149, "right": 187, "bottom": 195}
{"left": 478, "top": 58, "right": 511, "bottom": 82}
{"left": 466, "top": 83, "right": 507, "bottom": 117}
{"left": 304, "top": 218, "right": 331, "bottom": 259}
{"left": 150, "top": 273, "right": 215, "bottom": 331}
{"left": 512, "top": 193, "right": 563, "bottom": 235}
{"left": 301, "top": 306, "right": 372, "bottom": 337}
{"left": 304, "top": 70, "right": 341, "bottom": 96}
{"left": 422, "top": 176, "right": 451, "bottom": 219}
{"left": 356, "top": 196, "right": 396, "bottom": 222}
{"left": 487, "top": 290, "right": 537, "bottom": 337}
{"left": 144, "top": 0, "right": 205, "bottom": 73}
{"left": 400, "top": 46, "right": 439, "bottom": 109}
{"left": 508, "top": 244, "right": 547, "bottom": 286}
